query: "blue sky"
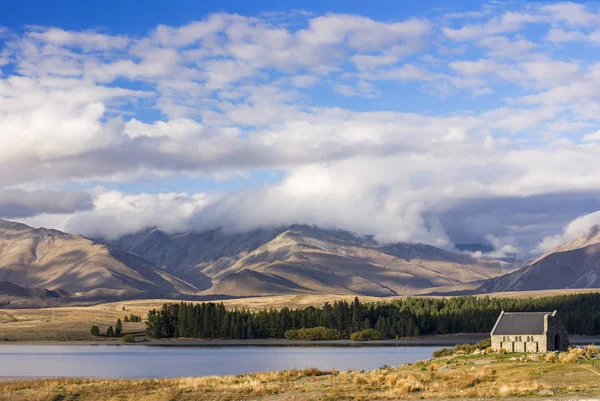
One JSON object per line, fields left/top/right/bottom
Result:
{"left": 1, "top": 1, "right": 600, "bottom": 257}
{"left": 1, "top": 0, "right": 480, "bottom": 30}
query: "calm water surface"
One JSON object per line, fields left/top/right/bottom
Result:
{"left": 0, "top": 345, "right": 438, "bottom": 378}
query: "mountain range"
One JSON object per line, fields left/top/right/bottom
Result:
{"left": 476, "top": 226, "right": 600, "bottom": 292}
{"left": 112, "top": 225, "right": 507, "bottom": 297}
{"left": 0, "top": 220, "right": 196, "bottom": 303}
{"left": 0, "top": 218, "right": 599, "bottom": 306}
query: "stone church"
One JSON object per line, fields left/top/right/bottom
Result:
{"left": 490, "top": 310, "right": 569, "bottom": 352}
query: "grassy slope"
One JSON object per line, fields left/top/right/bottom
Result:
{"left": 1, "top": 352, "right": 600, "bottom": 400}
{"left": 2, "top": 290, "right": 600, "bottom": 341}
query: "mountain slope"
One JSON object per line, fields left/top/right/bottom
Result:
{"left": 0, "top": 220, "right": 197, "bottom": 300}
{"left": 114, "top": 225, "right": 509, "bottom": 297}
{"left": 477, "top": 226, "right": 600, "bottom": 293}
{"left": 0, "top": 280, "right": 69, "bottom": 298}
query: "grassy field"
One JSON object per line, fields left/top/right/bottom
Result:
{"left": 2, "top": 289, "right": 600, "bottom": 341}
{"left": 0, "top": 294, "right": 382, "bottom": 341}
{"left": 1, "top": 349, "right": 600, "bottom": 400}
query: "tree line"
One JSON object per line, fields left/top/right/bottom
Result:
{"left": 124, "top": 314, "right": 142, "bottom": 323}
{"left": 90, "top": 318, "right": 124, "bottom": 337}
{"left": 145, "top": 293, "right": 600, "bottom": 339}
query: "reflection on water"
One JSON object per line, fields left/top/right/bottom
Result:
{"left": 0, "top": 345, "right": 438, "bottom": 378}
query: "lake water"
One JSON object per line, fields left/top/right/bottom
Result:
{"left": 0, "top": 345, "right": 438, "bottom": 379}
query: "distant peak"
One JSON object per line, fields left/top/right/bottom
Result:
{"left": 586, "top": 225, "right": 600, "bottom": 239}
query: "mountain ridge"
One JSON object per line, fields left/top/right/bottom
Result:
{"left": 476, "top": 226, "right": 600, "bottom": 293}
{"left": 112, "top": 224, "right": 510, "bottom": 297}
{"left": 0, "top": 219, "right": 198, "bottom": 301}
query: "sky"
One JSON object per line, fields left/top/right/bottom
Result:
{"left": 2, "top": 0, "right": 600, "bottom": 258}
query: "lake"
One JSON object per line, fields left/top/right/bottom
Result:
{"left": 0, "top": 344, "right": 438, "bottom": 379}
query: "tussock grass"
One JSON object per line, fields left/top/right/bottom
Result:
{"left": 2, "top": 349, "right": 600, "bottom": 400}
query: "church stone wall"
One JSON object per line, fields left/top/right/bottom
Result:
{"left": 490, "top": 312, "right": 569, "bottom": 353}
{"left": 547, "top": 315, "right": 569, "bottom": 351}
{"left": 491, "top": 334, "right": 547, "bottom": 352}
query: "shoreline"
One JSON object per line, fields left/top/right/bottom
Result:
{"left": 1, "top": 350, "right": 600, "bottom": 400}
{"left": 1, "top": 334, "right": 598, "bottom": 346}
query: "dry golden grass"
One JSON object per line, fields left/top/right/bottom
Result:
{"left": 0, "top": 294, "right": 382, "bottom": 341}
{"left": 1, "top": 352, "right": 600, "bottom": 400}
{"left": 2, "top": 289, "right": 600, "bottom": 341}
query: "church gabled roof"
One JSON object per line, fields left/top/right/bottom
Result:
{"left": 490, "top": 311, "right": 556, "bottom": 335}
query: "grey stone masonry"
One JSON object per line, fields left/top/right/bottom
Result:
{"left": 490, "top": 310, "right": 569, "bottom": 353}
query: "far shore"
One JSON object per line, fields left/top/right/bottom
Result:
{"left": 1, "top": 334, "right": 598, "bottom": 347}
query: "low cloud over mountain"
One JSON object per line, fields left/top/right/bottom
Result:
{"left": 2, "top": 3, "right": 600, "bottom": 257}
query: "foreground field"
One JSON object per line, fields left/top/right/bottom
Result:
{"left": 2, "top": 289, "right": 600, "bottom": 341}
{"left": 1, "top": 351, "right": 600, "bottom": 400}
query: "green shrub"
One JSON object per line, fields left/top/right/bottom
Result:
{"left": 432, "top": 338, "right": 492, "bottom": 358}
{"left": 115, "top": 319, "right": 123, "bottom": 336}
{"left": 90, "top": 325, "right": 100, "bottom": 336}
{"left": 284, "top": 327, "right": 340, "bottom": 341}
{"left": 432, "top": 348, "right": 453, "bottom": 358}
{"left": 126, "top": 314, "right": 142, "bottom": 323}
{"left": 350, "top": 329, "right": 383, "bottom": 341}
{"left": 453, "top": 343, "right": 477, "bottom": 354}
{"left": 122, "top": 334, "right": 135, "bottom": 343}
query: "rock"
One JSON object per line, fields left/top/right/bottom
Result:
{"left": 509, "top": 357, "right": 518, "bottom": 361}
{"left": 519, "top": 355, "right": 526, "bottom": 362}
{"left": 529, "top": 354, "right": 540, "bottom": 361}
{"left": 437, "top": 365, "right": 452, "bottom": 372}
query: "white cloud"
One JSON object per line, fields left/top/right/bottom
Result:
{"left": 64, "top": 190, "right": 209, "bottom": 240}
{"left": 298, "top": 15, "right": 430, "bottom": 51}
{"left": 535, "top": 210, "right": 600, "bottom": 253}
{"left": 333, "top": 84, "right": 357, "bottom": 96}
{"left": 542, "top": 3, "right": 600, "bottom": 27}
{"left": 443, "top": 12, "right": 545, "bottom": 40}
{"left": 351, "top": 54, "right": 398, "bottom": 71}
{"left": 2, "top": 5, "right": 600, "bottom": 254}
{"left": 289, "top": 74, "right": 318, "bottom": 88}
{"left": 28, "top": 27, "right": 129, "bottom": 51}
{"left": 583, "top": 130, "right": 600, "bottom": 142}
{"left": 0, "top": 189, "right": 93, "bottom": 218}
{"left": 477, "top": 35, "right": 537, "bottom": 59}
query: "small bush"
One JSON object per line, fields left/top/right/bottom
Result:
{"left": 126, "top": 314, "right": 142, "bottom": 323}
{"left": 90, "top": 325, "right": 100, "bottom": 336}
{"left": 350, "top": 329, "right": 383, "bottom": 341}
{"left": 545, "top": 352, "right": 558, "bottom": 363}
{"left": 122, "top": 334, "right": 135, "bottom": 343}
{"left": 432, "top": 339, "right": 492, "bottom": 358}
{"left": 284, "top": 327, "right": 340, "bottom": 341}
{"left": 453, "top": 344, "right": 476, "bottom": 354}
{"left": 432, "top": 348, "right": 453, "bottom": 358}
{"left": 115, "top": 319, "right": 123, "bottom": 336}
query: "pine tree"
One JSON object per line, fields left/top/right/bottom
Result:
{"left": 124, "top": 315, "right": 129, "bottom": 323}
{"left": 106, "top": 325, "right": 115, "bottom": 337}
{"left": 90, "top": 325, "right": 100, "bottom": 336}
{"left": 178, "top": 302, "right": 188, "bottom": 337}
{"left": 352, "top": 297, "right": 362, "bottom": 332}
{"left": 142, "top": 294, "right": 600, "bottom": 340}
{"left": 115, "top": 319, "right": 123, "bottom": 336}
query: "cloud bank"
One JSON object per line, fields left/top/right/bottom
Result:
{"left": 2, "top": 3, "right": 600, "bottom": 257}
